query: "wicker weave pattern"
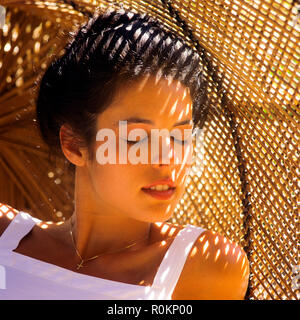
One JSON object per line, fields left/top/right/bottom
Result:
{"left": 0, "top": 0, "right": 299, "bottom": 300}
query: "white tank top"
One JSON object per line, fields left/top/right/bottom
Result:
{"left": 0, "top": 211, "right": 205, "bottom": 300}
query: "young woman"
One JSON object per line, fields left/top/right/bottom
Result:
{"left": 0, "top": 8, "right": 249, "bottom": 299}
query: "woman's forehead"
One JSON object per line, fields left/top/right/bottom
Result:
{"left": 100, "top": 75, "right": 193, "bottom": 125}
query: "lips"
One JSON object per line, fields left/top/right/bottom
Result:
{"left": 142, "top": 178, "right": 176, "bottom": 189}
{"left": 141, "top": 178, "right": 176, "bottom": 200}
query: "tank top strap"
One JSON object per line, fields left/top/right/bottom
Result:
{"left": 0, "top": 211, "right": 39, "bottom": 251}
{"left": 151, "top": 224, "right": 206, "bottom": 298}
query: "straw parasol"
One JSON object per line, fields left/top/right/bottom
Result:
{"left": 0, "top": 0, "right": 299, "bottom": 300}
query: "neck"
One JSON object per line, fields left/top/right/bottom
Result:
{"left": 68, "top": 168, "right": 152, "bottom": 260}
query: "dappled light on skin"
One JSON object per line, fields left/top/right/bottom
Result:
{"left": 0, "top": 204, "right": 9, "bottom": 215}
{"left": 165, "top": 204, "right": 172, "bottom": 216}
{"left": 0, "top": 204, "right": 18, "bottom": 219}
{"left": 7, "top": 211, "right": 15, "bottom": 220}
{"left": 175, "top": 80, "right": 182, "bottom": 92}
{"left": 154, "top": 222, "right": 163, "bottom": 228}
{"left": 154, "top": 68, "right": 164, "bottom": 85}
{"left": 185, "top": 103, "right": 190, "bottom": 116}
{"left": 173, "top": 165, "right": 188, "bottom": 185}
{"left": 214, "top": 249, "right": 221, "bottom": 262}
{"left": 225, "top": 244, "right": 230, "bottom": 255}
{"left": 242, "top": 261, "right": 248, "bottom": 278}
{"left": 160, "top": 91, "right": 173, "bottom": 115}
{"left": 0, "top": 201, "right": 250, "bottom": 298}
{"left": 170, "top": 100, "right": 178, "bottom": 115}
{"left": 169, "top": 227, "right": 177, "bottom": 237}
{"left": 171, "top": 168, "right": 176, "bottom": 182}
{"left": 178, "top": 110, "right": 184, "bottom": 121}
{"left": 188, "top": 231, "right": 250, "bottom": 290}
{"left": 159, "top": 240, "right": 167, "bottom": 248}
{"left": 161, "top": 224, "right": 170, "bottom": 235}
{"left": 198, "top": 234, "right": 206, "bottom": 243}
{"left": 232, "top": 246, "right": 236, "bottom": 255}
{"left": 202, "top": 240, "right": 209, "bottom": 255}
{"left": 136, "top": 73, "right": 150, "bottom": 93}
{"left": 190, "top": 246, "right": 198, "bottom": 258}
{"left": 214, "top": 235, "right": 219, "bottom": 245}
{"left": 241, "top": 256, "right": 246, "bottom": 269}
{"left": 236, "top": 251, "right": 242, "bottom": 263}
{"left": 166, "top": 76, "right": 174, "bottom": 87}
{"left": 204, "top": 252, "right": 210, "bottom": 260}
{"left": 182, "top": 87, "right": 187, "bottom": 100}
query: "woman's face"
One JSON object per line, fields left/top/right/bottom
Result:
{"left": 85, "top": 74, "right": 194, "bottom": 222}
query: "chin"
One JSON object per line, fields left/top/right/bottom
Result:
{"left": 140, "top": 209, "right": 174, "bottom": 223}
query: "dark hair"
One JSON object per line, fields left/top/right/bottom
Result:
{"left": 35, "top": 7, "right": 208, "bottom": 169}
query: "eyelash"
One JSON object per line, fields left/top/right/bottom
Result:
{"left": 124, "top": 137, "right": 189, "bottom": 145}
{"left": 122, "top": 137, "right": 148, "bottom": 145}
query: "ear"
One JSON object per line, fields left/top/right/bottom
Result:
{"left": 59, "top": 124, "right": 87, "bottom": 167}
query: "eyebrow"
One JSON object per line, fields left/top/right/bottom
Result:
{"left": 115, "top": 117, "right": 192, "bottom": 127}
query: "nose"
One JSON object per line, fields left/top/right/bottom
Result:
{"left": 150, "top": 131, "right": 174, "bottom": 166}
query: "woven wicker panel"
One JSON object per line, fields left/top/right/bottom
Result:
{"left": 0, "top": 0, "right": 299, "bottom": 300}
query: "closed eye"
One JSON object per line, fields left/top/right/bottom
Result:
{"left": 121, "top": 136, "right": 148, "bottom": 145}
{"left": 171, "top": 137, "right": 191, "bottom": 144}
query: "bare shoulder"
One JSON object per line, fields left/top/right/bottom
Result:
{"left": 152, "top": 220, "right": 185, "bottom": 242}
{"left": 172, "top": 228, "right": 250, "bottom": 300}
{"left": 0, "top": 202, "right": 61, "bottom": 243}
{"left": 0, "top": 202, "right": 21, "bottom": 236}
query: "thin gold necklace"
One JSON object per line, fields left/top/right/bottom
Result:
{"left": 69, "top": 220, "right": 150, "bottom": 270}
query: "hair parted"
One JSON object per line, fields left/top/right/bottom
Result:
{"left": 35, "top": 7, "right": 209, "bottom": 167}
